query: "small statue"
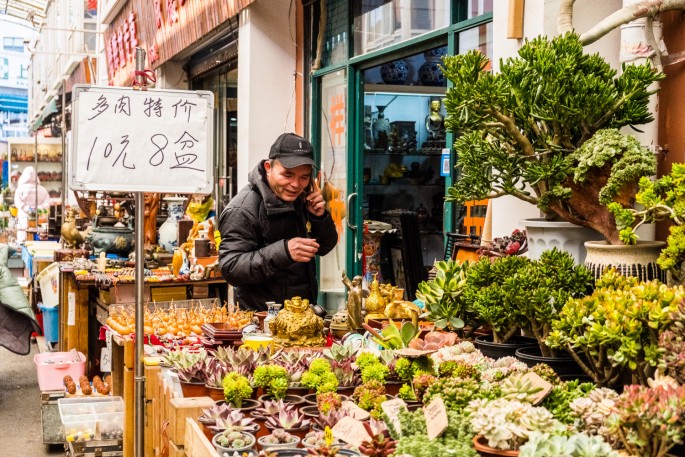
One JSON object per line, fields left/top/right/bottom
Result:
{"left": 61, "top": 207, "right": 85, "bottom": 249}
{"left": 269, "top": 296, "right": 326, "bottom": 347}
{"left": 342, "top": 271, "right": 365, "bottom": 332}
{"left": 425, "top": 99, "right": 446, "bottom": 141}
{"left": 143, "top": 192, "right": 161, "bottom": 247}
{"left": 385, "top": 300, "right": 421, "bottom": 330}
{"left": 364, "top": 274, "right": 388, "bottom": 322}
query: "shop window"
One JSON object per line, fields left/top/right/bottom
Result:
{"left": 353, "top": 0, "right": 450, "bottom": 56}
{"left": 458, "top": 22, "right": 493, "bottom": 59}
{"left": 464, "top": 0, "right": 493, "bottom": 20}
{"left": 311, "top": 0, "right": 349, "bottom": 70}
{"left": 3, "top": 37, "right": 25, "bottom": 53}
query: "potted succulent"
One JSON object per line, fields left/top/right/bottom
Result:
{"left": 205, "top": 357, "right": 229, "bottom": 401}
{"left": 208, "top": 409, "right": 259, "bottom": 435}
{"left": 467, "top": 398, "right": 564, "bottom": 456}
{"left": 518, "top": 432, "right": 620, "bottom": 457}
{"left": 465, "top": 256, "right": 537, "bottom": 359}
{"left": 441, "top": 32, "right": 662, "bottom": 251}
{"left": 264, "top": 409, "right": 311, "bottom": 439}
{"left": 271, "top": 349, "right": 317, "bottom": 393}
{"left": 547, "top": 269, "right": 685, "bottom": 386}
{"left": 416, "top": 259, "right": 476, "bottom": 334}
{"left": 301, "top": 359, "right": 339, "bottom": 394}
{"left": 250, "top": 399, "right": 296, "bottom": 440}
{"left": 324, "top": 344, "right": 360, "bottom": 394}
{"left": 253, "top": 364, "right": 298, "bottom": 403}
{"left": 352, "top": 380, "right": 388, "bottom": 419}
{"left": 358, "top": 421, "right": 397, "bottom": 457}
{"left": 212, "top": 430, "right": 256, "bottom": 455}
{"left": 607, "top": 383, "right": 685, "bottom": 457}
{"left": 302, "top": 430, "right": 344, "bottom": 449}
{"left": 211, "top": 345, "right": 268, "bottom": 379}
{"left": 257, "top": 428, "right": 301, "bottom": 450}
{"left": 222, "top": 372, "right": 257, "bottom": 410}
{"left": 316, "top": 391, "right": 342, "bottom": 415}
{"left": 393, "top": 408, "right": 478, "bottom": 457}
{"left": 199, "top": 403, "right": 248, "bottom": 440}
{"left": 176, "top": 351, "right": 210, "bottom": 397}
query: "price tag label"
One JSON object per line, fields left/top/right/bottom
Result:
{"left": 521, "top": 372, "right": 554, "bottom": 405}
{"left": 440, "top": 148, "right": 451, "bottom": 177}
{"left": 67, "top": 292, "right": 76, "bottom": 326}
{"left": 423, "top": 397, "right": 448, "bottom": 440}
{"left": 341, "top": 400, "right": 371, "bottom": 420}
{"left": 381, "top": 398, "right": 408, "bottom": 434}
{"left": 332, "top": 416, "right": 371, "bottom": 448}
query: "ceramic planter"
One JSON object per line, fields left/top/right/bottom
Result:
{"left": 205, "top": 385, "right": 225, "bottom": 402}
{"left": 472, "top": 435, "right": 519, "bottom": 457}
{"left": 584, "top": 240, "right": 666, "bottom": 282}
{"left": 522, "top": 218, "right": 601, "bottom": 264}
{"left": 179, "top": 380, "right": 209, "bottom": 398}
{"left": 514, "top": 346, "right": 585, "bottom": 377}
{"left": 257, "top": 434, "right": 301, "bottom": 450}
{"left": 212, "top": 431, "right": 256, "bottom": 454}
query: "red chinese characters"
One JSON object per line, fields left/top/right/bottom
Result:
{"left": 106, "top": 12, "right": 139, "bottom": 78}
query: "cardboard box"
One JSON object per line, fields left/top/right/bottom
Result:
{"left": 168, "top": 397, "right": 215, "bottom": 446}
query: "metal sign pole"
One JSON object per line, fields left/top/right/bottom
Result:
{"left": 133, "top": 47, "right": 146, "bottom": 457}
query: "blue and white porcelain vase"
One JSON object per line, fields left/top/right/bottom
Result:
{"left": 158, "top": 197, "right": 186, "bottom": 253}
{"left": 419, "top": 48, "right": 447, "bottom": 86}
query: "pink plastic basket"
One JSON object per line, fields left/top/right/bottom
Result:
{"left": 34, "top": 351, "right": 87, "bottom": 391}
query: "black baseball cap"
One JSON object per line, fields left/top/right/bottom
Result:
{"left": 269, "top": 133, "right": 316, "bottom": 169}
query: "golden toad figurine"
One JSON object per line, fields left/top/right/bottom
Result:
{"left": 269, "top": 296, "right": 326, "bottom": 347}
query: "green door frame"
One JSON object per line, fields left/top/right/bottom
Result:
{"left": 309, "top": 2, "right": 493, "bottom": 278}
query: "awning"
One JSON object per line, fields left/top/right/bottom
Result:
{"left": 0, "top": 93, "right": 28, "bottom": 112}
{"left": 31, "top": 97, "right": 57, "bottom": 131}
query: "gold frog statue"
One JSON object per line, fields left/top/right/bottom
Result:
{"left": 269, "top": 296, "right": 326, "bottom": 347}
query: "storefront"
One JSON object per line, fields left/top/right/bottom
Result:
{"left": 304, "top": 1, "right": 493, "bottom": 308}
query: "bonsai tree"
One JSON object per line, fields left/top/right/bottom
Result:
{"left": 441, "top": 32, "right": 662, "bottom": 244}
{"left": 610, "top": 163, "right": 685, "bottom": 280}
{"left": 547, "top": 269, "right": 685, "bottom": 386}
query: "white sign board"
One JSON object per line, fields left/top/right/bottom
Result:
{"left": 70, "top": 84, "right": 214, "bottom": 193}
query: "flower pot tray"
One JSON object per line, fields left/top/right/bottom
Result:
{"left": 201, "top": 322, "right": 247, "bottom": 340}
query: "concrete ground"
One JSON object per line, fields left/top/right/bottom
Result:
{"left": 0, "top": 342, "right": 64, "bottom": 457}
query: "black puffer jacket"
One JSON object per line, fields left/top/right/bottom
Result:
{"left": 218, "top": 161, "right": 338, "bottom": 311}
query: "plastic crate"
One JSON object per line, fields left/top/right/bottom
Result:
{"left": 58, "top": 397, "right": 124, "bottom": 441}
{"left": 34, "top": 351, "right": 86, "bottom": 391}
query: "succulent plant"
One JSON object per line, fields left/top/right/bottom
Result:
{"left": 394, "top": 409, "right": 477, "bottom": 457}
{"left": 301, "top": 359, "right": 339, "bottom": 394}
{"left": 500, "top": 374, "right": 544, "bottom": 403}
{"left": 211, "top": 345, "right": 268, "bottom": 378}
{"left": 659, "top": 301, "right": 685, "bottom": 384}
{"left": 467, "top": 398, "right": 563, "bottom": 450}
{"left": 253, "top": 364, "right": 290, "bottom": 399}
{"left": 208, "top": 408, "right": 258, "bottom": 434}
{"left": 316, "top": 392, "right": 342, "bottom": 415}
{"left": 177, "top": 357, "right": 209, "bottom": 384}
{"left": 360, "top": 362, "right": 389, "bottom": 384}
{"left": 313, "top": 408, "right": 352, "bottom": 431}
{"left": 271, "top": 349, "right": 318, "bottom": 385}
{"left": 397, "top": 384, "right": 417, "bottom": 402}
{"left": 519, "top": 432, "right": 621, "bottom": 457}
{"left": 411, "top": 373, "right": 437, "bottom": 403}
{"left": 222, "top": 372, "right": 253, "bottom": 408}
{"left": 568, "top": 387, "right": 618, "bottom": 438}
{"left": 416, "top": 259, "right": 474, "bottom": 332}
{"left": 330, "top": 359, "right": 358, "bottom": 388}
{"left": 214, "top": 430, "right": 255, "bottom": 449}
{"left": 200, "top": 402, "right": 238, "bottom": 424}
{"left": 423, "top": 377, "right": 486, "bottom": 411}
{"left": 359, "top": 421, "right": 396, "bottom": 457}
{"left": 353, "top": 380, "right": 387, "bottom": 418}
{"left": 323, "top": 343, "right": 357, "bottom": 362}
{"left": 607, "top": 383, "right": 685, "bottom": 457}
{"left": 530, "top": 364, "right": 560, "bottom": 385}
{"left": 540, "top": 380, "right": 595, "bottom": 425}
{"left": 260, "top": 428, "right": 298, "bottom": 444}
{"left": 163, "top": 348, "right": 208, "bottom": 371}
{"left": 355, "top": 352, "right": 381, "bottom": 370}
{"left": 204, "top": 357, "right": 229, "bottom": 388}
{"left": 265, "top": 409, "right": 311, "bottom": 430}
{"left": 251, "top": 399, "right": 295, "bottom": 419}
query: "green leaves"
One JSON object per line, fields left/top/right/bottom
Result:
{"left": 442, "top": 32, "right": 662, "bottom": 231}
{"left": 417, "top": 259, "right": 472, "bottom": 332}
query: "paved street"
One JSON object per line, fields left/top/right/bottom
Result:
{"left": 0, "top": 343, "right": 63, "bottom": 457}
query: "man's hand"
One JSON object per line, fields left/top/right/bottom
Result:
{"left": 287, "top": 237, "right": 320, "bottom": 262}
{"left": 305, "top": 172, "right": 326, "bottom": 217}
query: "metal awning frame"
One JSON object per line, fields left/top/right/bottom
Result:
{"left": 1, "top": 0, "right": 48, "bottom": 27}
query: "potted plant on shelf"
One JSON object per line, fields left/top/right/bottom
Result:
{"left": 301, "top": 358, "right": 339, "bottom": 394}
{"left": 208, "top": 409, "right": 259, "bottom": 435}
{"left": 441, "top": 32, "right": 662, "bottom": 260}
{"left": 264, "top": 409, "right": 311, "bottom": 439}
{"left": 271, "top": 349, "right": 317, "bottom": 394}
{"left": 211, "top": 345, "right": 268, "bottom": 379}
{"left": 353, "top": 380, "right": 388, "bottom": 419}
{"left": 316, "top": 391, "right": 342, "bottom": 415}
{"left": 212, "top": 430, "right": 256, "bottom": 455}
{"left": 465, "top": 256, "right": 536, "bottom": 359}
{"left": 253, "top": 364, "right": 300, "bottom": 404}
{"left": 250, "top": 399, "right": 296, "bottom": 440}
{"left": 547, "top": 269, "right": 685, "bottom": 387}
{"left": 222, "top": 372, "right": 257, "bottom": 409}
{"left": 205, "top": 357, "right": 229, "bottom": 401}
{"left": 257, "top": 428, "right": 301, "bottom": 450}
{"left": 176, "top": 351, "right": 210, "bottom": 397}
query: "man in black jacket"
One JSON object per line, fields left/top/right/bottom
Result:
{"left": 218, "top": 133, "right": 338, "bottom": 311}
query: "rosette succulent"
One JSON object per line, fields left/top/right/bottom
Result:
{"left": 214, "top": 430, "right": 255, "bottom": 449}
{"left": 250, "top": 399, "right": 295, "bottom": 419}
{"left": 467, "top": 398, "right": 563, "bottom": 450}
{"left": 568, "top": 388, "right": 618, "bottom": 437}
{"left": 261, "top": 428, "right": 298, "bottom": 445}
{"left": 208, "top": 409, "right": 258, "bottom": 434}
{"left": 265, "top": 409, "right": 311, "bottom": 431}
{"left": 316, "top": 392, "right": 342, "bottom": 415}
{"left": 519, "top": 432, "right": 621, "bottom": 457}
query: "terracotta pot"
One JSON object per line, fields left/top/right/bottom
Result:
{"left": 285, "top": 386, "right": 309, "bottom": 397}
{"left": 472, "top": 435, "right": 519, "bottom": 457}
{"left": 300, "top": 405, "right": 320, "bottom": 418}
{"left": 206, "top": 385, "right": 225, "bottom": 402}
{"left": 385, "top": 382, "right": 402, "bottom": 397}
{"left": 336, "top": 386, "right": 356, "bottom": 397}
{"left": 180, "top": 381, "right": 209, "bottom": 398}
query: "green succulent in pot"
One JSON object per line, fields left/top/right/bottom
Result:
{"left": 547, "top": 269, "right": 685, "bottom": 386}
{"left": 463, "top": 255, "right": 530, "bottom": 343}
{"left": 252, "top": 364, "right": 290, "bottom": 399}
{"left": 222, "top": 372, "right": 253, "bottom": 408}
{"left": 441, "top": 32, "right": 662, "bottom": 245}
{"left": 503, "top": 248, "right": 592, "bottom": 357}
{"left": 301, "top": 358, "right": 339, "bottom": 394}
{"left": 416, "top": 259, "right": 474, "bottom": 333}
